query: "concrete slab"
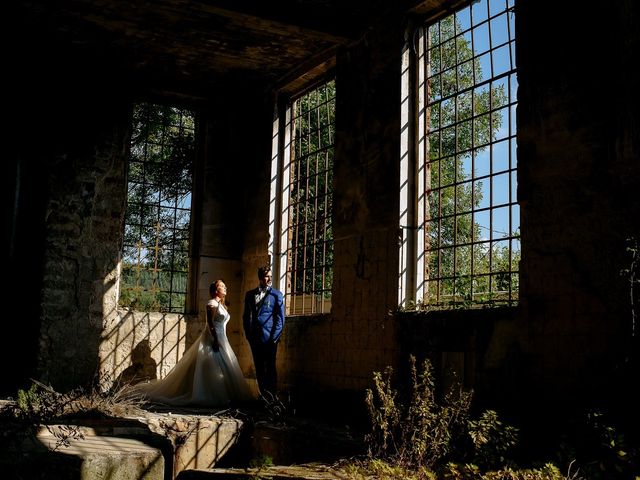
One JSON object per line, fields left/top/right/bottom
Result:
{"left": 10, "top": 425, "right": 164, "bottom": 480}
{"left": 125, "top": 409, "right": 245, "bottom": 478}
{"left": 1, "top": 401, "right": 247, "bottom": 480}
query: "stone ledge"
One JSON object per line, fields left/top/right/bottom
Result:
{"left": 176, "top": 463, "right": 349, "bottom": 479}
{"left": 1, "top": 401, "right": 247, "bottom": 480}
{"left": 9, "top": 425, "right": 164, "bottom": 480}
{"left": 0, "top": 400, "right": 364, "bottom": 480}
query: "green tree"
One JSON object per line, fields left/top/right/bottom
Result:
{"left": 290, "top": 80, "right": 335, "bottom": 307}
{"left": 425, "top": 10, "right": 520, "bottom": 307}
{"left": 120, "top": 103, "right": 195, "bottom": 312}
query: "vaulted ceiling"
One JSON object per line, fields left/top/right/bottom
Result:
{"left": 16, "top": 0, "right": 453, "bottom": 94}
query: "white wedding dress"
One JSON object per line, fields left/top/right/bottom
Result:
{"left": 131, "top": 300, "right": 254, "bottom": 407}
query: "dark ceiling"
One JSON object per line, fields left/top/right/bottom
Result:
{"left": 16, "top": 0, "right": 450, "bottom": 94}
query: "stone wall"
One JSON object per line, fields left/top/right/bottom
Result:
{"left": 507, "top": 0, "right": 638, "bottom": 409}
{"left": 395, "top": 0, "right": 639, "bottom": 418}
{"left": 36, "top": 93, "right": 130, "bottom": 390}
{"left": 257, "top": 0, "right": 639, "bottom": 421}
{"left": 9, "top": 0, "right": 638, "bottom": 427}
{"left": 257, "top": 18, "right": 408, "bottom": 420}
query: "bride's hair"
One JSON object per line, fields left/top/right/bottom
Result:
{"left": 209, "top": 278, "right": 229, "bottom": 306}
{"left": 210, "top": 279, "right": 226, "bottom": 295}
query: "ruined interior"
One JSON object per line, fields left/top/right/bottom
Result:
{"left": 6, "top": 0, "right": 639, "bottom": 458}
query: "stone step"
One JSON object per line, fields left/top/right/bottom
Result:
{"left": 10, "top": 425, "right": 164, "bottom": 480}
{"left": 1, "top": 400, "right": 361, "bottom": 480}
{"left": 176, "top": 463, "right": 348, "bottom": 479}
{"left": 2, "top": 406, "right": 247, "bottom": 480}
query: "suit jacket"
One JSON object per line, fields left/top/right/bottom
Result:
{"left": 243, "top": 286, "right": 285, "bottom": 344}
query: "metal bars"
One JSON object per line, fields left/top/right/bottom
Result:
{"left": 418, "top": 0, "right": 519, "bottom": 308}
{"left": 120, "top": 103, "right": 195, "bottom": 313}
{"left": 282, "top": 80, "right": 336, "bottom": 315}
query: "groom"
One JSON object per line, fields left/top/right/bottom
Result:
{"left": 243, "top": 265, "right": 285, "bottom": 398}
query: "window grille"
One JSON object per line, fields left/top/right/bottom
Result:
{"left": 120, "top": 103, "right": 195, "bottom": 313}
{"left": 281, "top": 80, "right": 335, "bottom": 315}
{"left": 416, "top": 0, "right": 519, "bottom": 308}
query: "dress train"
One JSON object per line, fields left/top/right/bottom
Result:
{"left": 131, "top": 301, "right": 253, "bottom": 407}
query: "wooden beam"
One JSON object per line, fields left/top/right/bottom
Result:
{"left": 190, "top": 2, "right": 355, "bottom": 45}
{"left": 270, "top": 45, "right": 339, "bottom": 96}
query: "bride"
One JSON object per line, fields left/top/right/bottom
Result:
{"left": 131, "top": 279, "right": 254, "bottom": 407}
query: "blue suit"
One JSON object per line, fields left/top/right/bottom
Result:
{"left": 243, "top": 287, "right": 285, "bottom": 343}
{"left": 243, "top": 286, "right": 285, "bottom": 395}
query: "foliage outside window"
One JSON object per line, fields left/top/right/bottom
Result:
{"left": 119, "top": 103, "right": 195, "bottom": 313}
{"left": 412, "top": 0, "right": 519, "bottom": 309}
{"left": 282, "top": 80, "right": 335, "bottom": 315}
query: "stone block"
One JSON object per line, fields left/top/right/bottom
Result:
{"left": 8, "top": 425, "right": 164, "bottom": 480}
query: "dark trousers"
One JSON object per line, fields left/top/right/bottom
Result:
{"left": 250, "top": 340, "right": 278, "bottom": 397}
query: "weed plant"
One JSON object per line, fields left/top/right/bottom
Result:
{"left": 348, "top": 355, "right": 590, "bottom": 480}
{"left": 0, "top": 378, "right": 145, "bottom": 452}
